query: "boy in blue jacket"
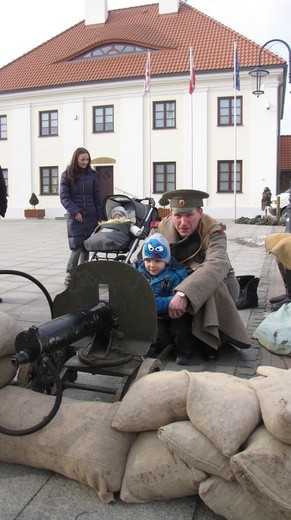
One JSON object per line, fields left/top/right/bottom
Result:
{"left": 138, "top": 233, "right": 195, "bottom": 365}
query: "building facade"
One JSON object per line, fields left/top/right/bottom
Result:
{"left": 0, "top": 0, "right": 286, "bottom": 219}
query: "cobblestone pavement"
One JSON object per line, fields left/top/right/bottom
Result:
{"left": 0, "top": 218, "right": 290, "bottom": 520}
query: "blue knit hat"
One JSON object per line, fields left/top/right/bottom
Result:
{"left": 142, "top": 233, "right": 171, "bottom": 264}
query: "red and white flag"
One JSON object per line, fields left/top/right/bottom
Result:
{"left": 144, "top": 50, "right": 151, "bottom": 94}
{"left": 189, "top": 45, "right": 195, "bottom": 95}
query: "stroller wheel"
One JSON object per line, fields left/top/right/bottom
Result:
{"left": 136, "top": 358, "right": 162, "bottom": 380}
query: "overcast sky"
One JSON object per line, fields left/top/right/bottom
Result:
{"left": 1, "top": 0, "right": 290, "bottom": 132}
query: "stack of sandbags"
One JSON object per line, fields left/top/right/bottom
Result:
{"left": 111, "top": 369, "right": 291, "bottom": 519}
{"left": 0, "top": 311, "right": 23, "bottom": 388}
{"left": 230, "top": 366, "right": 291, "bottom": 520}
{"left": 111, "top": 372, "right": 260, "bottom": 509}
{"left": 0, "top": 386, "right": 135, "bottom": 503}
{"left": 111, "top": 371, "right": 207, "bottom": 502}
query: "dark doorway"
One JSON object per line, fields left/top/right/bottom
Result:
{"left": 94, "top": 166, "right": 114, "bottom": 213}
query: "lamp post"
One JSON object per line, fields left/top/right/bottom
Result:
{"left": 249, "top": 39, "right": 291, "bottom": 232}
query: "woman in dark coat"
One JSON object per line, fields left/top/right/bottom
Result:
{"left": 60, "top": 147, "right": 103, "bottom": 285}
{"left": 0, "top": 165, "right": 8, "bottom": 302}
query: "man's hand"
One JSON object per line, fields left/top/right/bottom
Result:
{"left": 168, "top": 293, "right": 188, "bottom": 319}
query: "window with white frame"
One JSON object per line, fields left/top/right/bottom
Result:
{"left": 0, "top": 115, "right": 7, "bottom": 139}
{"left": 218, "top": 97, "right": 242, "bottom": 126}
{"left": 39, "top": 111, "right": 58, "bottom": 137}
{"left": 153, "top": 162, "right": 176, "bottom": 193}
{"left": 40, "top": 167, "right": 59, "bottom": 195}
{"left": 217, "top": 160, "right": 242, "bottom": 192}
{"left": 93, "top": 105, "right": 114, "bottom": 132}
{"left": 153, "top": 101, "right": 176, "bottom": 129}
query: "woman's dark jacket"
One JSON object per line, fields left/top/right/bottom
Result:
{"left": 60, "top": 167, "right": 103, "bottom": 250}
{"left": 0, "top": 166, "right": 7, "bottom": 218}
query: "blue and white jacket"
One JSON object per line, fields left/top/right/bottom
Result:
{"left": 137, "top": 257, "right": 189, "bottom": 318}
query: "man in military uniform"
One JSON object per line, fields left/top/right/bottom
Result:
{"left": 157, "top": 189, "right": 251, "bottom": 361}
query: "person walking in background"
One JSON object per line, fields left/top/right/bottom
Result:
{"left": 0, "top": 165, "right": 8, "bottom": 303}
{"left": 60, "top": 147, "right": 103, "bottom": 286}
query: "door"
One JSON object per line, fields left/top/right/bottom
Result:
{"left": 94, "top": 166, "right": 114, "bottom": 214}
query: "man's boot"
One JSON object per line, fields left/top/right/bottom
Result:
{"left": 236, "top": 276, "right": 259, "bottom": 310}
{"left": 269, "top": 261, "right": 287, "bottom": 305}
{"left": 271, "top": 268, "right": 291, "bottom": 311}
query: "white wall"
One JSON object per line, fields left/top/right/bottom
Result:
{"left": 0, "top": 69, "right": 283, "bottom": 220}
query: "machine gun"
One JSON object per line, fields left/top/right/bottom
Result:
{"left": 7, "top": 261, "right": 161, "bottom": 430}
{"left": 2, "top": 261, "right": 162, "bottom": 436}
{"left": 1, "top": 302, "right": 118, "bottom": 437}
{"left": 12, "top": 302, "right": 118, "bottom": 367}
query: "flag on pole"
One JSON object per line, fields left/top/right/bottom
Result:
{"left": 234, "top": 45, "right": 240, "bottom": 91}
{"left": 189, "top": 45, "right": 195, "bottom": 94}
{"left": 144, "top": 50, "right": 151, "bottom": 94}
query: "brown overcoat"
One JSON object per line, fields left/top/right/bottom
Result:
{"left": 158, "top": 214, "right": 251, "bottom": 350}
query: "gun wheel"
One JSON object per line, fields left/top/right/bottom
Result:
{"left": 136, "top": 357, "right": 162, "bottom": 380}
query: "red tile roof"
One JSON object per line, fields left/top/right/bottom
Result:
{"left": 280, "top": 135, "right": 291, "bottom": 170}
{"left": 0, "top": 1, "right": 285, "bottom": 93}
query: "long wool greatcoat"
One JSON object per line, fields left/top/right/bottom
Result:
{"left": 158, "top": 213, "right": 251, "bottom": 350}
{"left": 60, "top": 168, "right": 103, "bottom": 250}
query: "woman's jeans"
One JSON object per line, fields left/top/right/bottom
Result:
{"left": 65, "top": 247, "right": 89, "bottom": 284}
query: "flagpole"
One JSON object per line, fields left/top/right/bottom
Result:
{"left": 189, "top": 45, "right": 195, "bottom": 188}
{"left": 144, "top": 50, "right": 151, "bottom": 197}
{"left": 233, "top": 41, "right": 237, "bottom": 221}
{"left": 148, "top": 85, "right": 152, "bottom": 197}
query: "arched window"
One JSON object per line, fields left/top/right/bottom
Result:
{"left": 72, "top": 43, "right": 149, "bottom": 61}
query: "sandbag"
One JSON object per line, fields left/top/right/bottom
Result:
{"left": 111, "top": 370, "right": 189, "bottom": 432}
{"left": 120, "top": 430, "right": 206, "bottom": 503}
{"left": 0, "top": 356, "right": 17, "bottom": 389}
{"left": 252, "top": 303, "right": 291, "bottom": 355}
{"left": 199, "top": 476, "right": 274, "bottom": 520}
{"left": 0, "top": 311, "right": 23, "bottom": 357}
{"left": 248, "top": 368, "right": 291, "bottom": 444}
{"left": 0, "top": 311, "right": 22, "bottom": 387}
{"left": 158, "top": 420, "right": 233, "bottom": 481}
{"left": 0, "top": 386, "right": 135, "bottom": 503}
{"left": 231, "top": 425, "right": 291, "bottom": 519}
{"left": 186, "top": 371, "right": 261, "bottom": 457}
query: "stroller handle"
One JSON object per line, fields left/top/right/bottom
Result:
{"left": 135, "top": 197, "right": 155, "bottom": 206}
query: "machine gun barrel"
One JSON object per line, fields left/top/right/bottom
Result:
{"left": 11, "top": 302, "right": 117, "bottom": 367}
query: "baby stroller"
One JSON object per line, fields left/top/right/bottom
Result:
{"left": 84, "top": 194, "right": 159, "bottom": 263}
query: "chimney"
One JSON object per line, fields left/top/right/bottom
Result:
{"left": 85, "top": 0, "right": 108, "bottom": 25}
{"left": 159, "top": 0, "right": 179, "bottom": 14}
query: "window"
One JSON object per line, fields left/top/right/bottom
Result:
{"left": 72, "top": 43, "right": 151, "bottom": 61}
{"left": 0, "top": 115, "right": 7, "bottom": 139}
{"left": 217, "top": 161, "right": 242, "bottom": 192}
{"left": 93, "top": 106, "right": 114, "bottom": 133}
{"left": 2, "top": 168, "right": 8, "bottom": 194}
{"left": 218, "top": 97, "right": 242, "bottom": 126}
{"left": 39, "top": 111, "right": 58, "bottom": 137}
{"left": 153, "top": 162, "right": 176, "bottom": 193}
{"left": 153, "top": 101, "right": 176, "bottom": 129}
{"left": 40, "top": 167, "right": 59, "bottom": 195}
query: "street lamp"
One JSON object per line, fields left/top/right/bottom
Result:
{"left": 249, "top": 39, "right": 291, "bottom": 232}
{"left": 249, "top": 39, "right": 291, "bottom": 97}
